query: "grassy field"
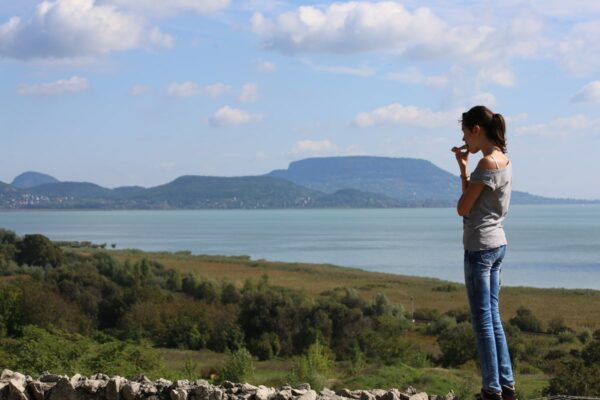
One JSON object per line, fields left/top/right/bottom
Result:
{"left": 102, "top": 249, "right": 600, "bottom": 333}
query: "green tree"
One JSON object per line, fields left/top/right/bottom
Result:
{"left": 16, "top": 234, "right": 63, "bottom": 267}
{"left": 509, "top": 306, "right": 543, "bottom": 333}
{"left": 0, "top": 285, "right": 23, "bottom": 337}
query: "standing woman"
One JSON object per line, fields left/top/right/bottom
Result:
{"left": 452, "top": 105, "right": 517, "bottom": 400}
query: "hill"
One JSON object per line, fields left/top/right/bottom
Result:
{"left": 11, "top": 171, "right": 60, "bottom": 189}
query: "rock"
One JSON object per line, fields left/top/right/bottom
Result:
{"left": 291, "top": 389, "right": 307, "bottom": 396}
{"left": 39, "top": 374, "right": 64, "bottom": 383}
{"left": 255, "top": 386, "right": 276, "bottom": 400}
{"left": 370, "top": 390, "right": 387, "bottom": 400}
{"left": 336, "top": 389, "right": 360, "bottom": 399}
{"left": 94, "top": 373, "right": 110, "bottom": 381}
{"left": 444, "top": 391, "right": 455, "bottom": 400}
{"left": 360, "top": 391, "right": 376, "bottom": 400}
{"left": 380, "top": 392, "right": 400, "bottom": 400}
{"left": 408, "top": 393, "right": 428, "bottom": 400}
{"left": 81, "top": 378, "right": 106, "bottom": 393}
{"left": 48, "top": 378, "right": 77, "bottom": 400}
{"left": 274, "top": 389, "right": 293, "bottom": 400}
{"left": 171, "top": 388, "right": 188, "bottom": 400}
{"left": 27, "top": 381, "right": 45, "bottom": 400}
{"left": 156, "top": 378, "right": 173, "bottom": 388}
{"left": 405, "top": 388, "right": 417, "bottom": 396}
{"left": 211, "top": 387, "right": 224, "bottom": 400}
{"left": 69, "top": 374, "right": 83, "bottom": 387}
{"left": 297, "top": 389, "right": 317, "bottom": 400}
{"left": 295, "top": 384, "right": 311, "bottom": 391}
{"left": 190, "top": 384, "right": 211, "bottom": 400}
{"left": 7, "top": 381, "right": 28, "bottom": 400}
{"left": 1, "top": 370, "right": 25, "bottom": 382}
{"left": 121, "top": 382, "right": 141, "bottom": 400}
{"left": 222, "top": 381, "right": 235, "bottom": 389}
{"left": 242, "top": 383, "right": 259, "bottom": 392}
{"left": 106, "top": 377, "right": 126, "bottom": 400}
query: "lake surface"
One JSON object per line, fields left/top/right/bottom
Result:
{"left": 1, "top": 205, "right": 599, "bottom": 290}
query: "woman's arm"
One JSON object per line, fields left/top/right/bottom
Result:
{"left": 457, "top": 181, "right": 486, "bottom": 216}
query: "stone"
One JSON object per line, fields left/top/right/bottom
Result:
{"left": 1, "top": 370, "right": 25, "bottom": 382}
{"left": 405, "top": 388, "right": 417, "bottom": 396}
{"left": 336, "top": 389, "right": 360, "bottom": 399}
{"left": 94, "top": 374, "right": 110, "bottom": 381}
{"left": 295, "top": 384, "right": 311, "bottom": 391}
{"left": 81, "top": 378, "right": 105, "bottom": 394}
{"left": 241, "top": 383, "right": 259, "bottom": 392}
{"left": 255, "top": 386, "right": 276, "bottom": 400}
{"left": 190, "top": 384, "right": 211, "bottom": 400}
{"left": 371, "top": 390, "right": 387, "bottom": 400}
{"left": 171, "top": 388, "right": 188, "bottom": 400}
{"left": 359, "top": 391, "right": 376, "bottom": 400}
{"left": 106, "top": 377, "right": 126, "bottom": 400}
{"left": 222, "top": 381, "right": 235, "bottom": 389}
{"left": 7, "top": 381, "right": 27, "bottom": 400}
{"left": 297, "top": 389, "right": 317, "bottom": 400}
{"left": 408, "top": 393, "right": 428, "bottom": 400}
{"left": 274, "top": 389, "right": 293, "bottom": 400}
{"left": 444, "top": 391, "right": 455, "bottom": 400}
{"left": 379, "top": 392, "right": 400, "bottom": 400}
{"left": 291, "top": 389, "right": 307, "bottom": 396}
{"left": 211, "top": 387, "right": 224, "bottom": 400}
{"left": 156, "top": 378, "right": 173, "bottom": 388}
{"left": 48, "top": 378, "right": 77, "bottom": 400}
{"left": 27, "top": 381, "right": 45, "bottom": 400}
{"left": 39, "top": 374, "right": 64, "bottom": 383}
{"left": 121, "top": 382, "right": 141, "bottom": 400}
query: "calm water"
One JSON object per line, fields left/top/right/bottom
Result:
{"left": 1, "top": 205, "right": 599, "bottom": 289}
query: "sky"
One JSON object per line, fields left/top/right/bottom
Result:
{"left": 1, "top": 0, "right": 600, "bottom": 199}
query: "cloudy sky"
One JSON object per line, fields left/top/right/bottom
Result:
{"left": 1, "top": 0, "right": 600, "bottom": 199}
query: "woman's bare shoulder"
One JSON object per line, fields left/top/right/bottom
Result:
{"left": 478, "top": 153, "right": 510, "bottom": 170}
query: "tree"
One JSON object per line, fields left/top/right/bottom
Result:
{"left": 509, "top": 306, "right": 543, "bottom": 333}
{"left": 287, "top": 338, "right": 335, "bottom": 391}
{"left": 16, "top": 234, "right": 62, "bottom": 267}
{"left": 220, "top": 347, "right": 255, "bottom": 383}
{"left": 437, "top": 322, "right": 477, "bottom": 367}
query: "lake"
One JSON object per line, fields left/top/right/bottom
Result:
{"left": 1, "top": 205, "right": 599, "bottom": 289}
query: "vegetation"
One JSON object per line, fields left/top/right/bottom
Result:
{"left": 1, "top": 229, "right": 599, "bottom": 397}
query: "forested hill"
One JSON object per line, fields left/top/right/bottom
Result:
{"left": 1, "top": 156, "right": 597, "bottom": 209}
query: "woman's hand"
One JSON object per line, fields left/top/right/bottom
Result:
{"left": 451, "top": 144, "right": 469, "bottom": 171}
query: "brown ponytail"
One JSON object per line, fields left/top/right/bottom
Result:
{"left": 461, "top": 105, "right": 507, "bottom": 153}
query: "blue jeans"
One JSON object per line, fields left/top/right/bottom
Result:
{"left": 464, "top": 245, "right": 515, "bottom": 393}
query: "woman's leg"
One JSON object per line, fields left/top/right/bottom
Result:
{"left": 464, "top": 249, "right": 502, "bottom": 393}
{"left": 489, "top": 245, "right": 515, "bottom": 388}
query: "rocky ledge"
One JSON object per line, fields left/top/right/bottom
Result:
{"left": 0, "top": 369, "right": 457, "bottom": 400}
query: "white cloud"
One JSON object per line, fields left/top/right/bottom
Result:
{"left": 167, "top": 81, "right": 200, "bottom": 97}
{"left": 148, "top": 27, "right": 174, "bottom": 48}
{"left": 203, "top": 83, "right": 231, "bottom": 97}
{"left": 289, "top": 139, "right": 338, "bottom": 156}
{"left": 18, "top": 76, "right": 89, "bottom": 95}
{"left": 0, "top": 0, "right": 145, "bottom": 60}
{"left": 386, "top": 68, "right": 448, "bottom": 88}
{"left": 558, "top": 21, "right": 600, "bottom": 75}
{"left": 477, "top": 67, "right": 516, "bottom": 87}
{"left": 209, "top": 106, "right": 263, "bottom": 127}
{"left": 167, "top": 81, "right": 231, "bottom": 97}
{"left": 515, "top": 114, "right": 600, "bottom": 138}
{"left": 571, "top": 81, "right": 600, "bottom": 103}
{"left": 251, "top": 2, "right": 503, "bottom": 62}
{"left": 103, "top": 0, "right": 230, "bottom": 17}
{"left": 239, "top": 83, "right": 260, "bottom": 103}
{"left": 255, "top": 59, "right": 276, "bottom": 73}
{"left": 301, "top": 58, "right": 374, "bottom": 77}
{"left": 353, "top": 103, "right": 454, "bottom": 128}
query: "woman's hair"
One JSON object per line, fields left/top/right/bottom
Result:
{"left": 461, "top": 105, "right": 507, "bottom": 153}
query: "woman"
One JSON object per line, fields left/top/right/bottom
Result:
{"left": 452, "top": 105, "right": 517, "bottom": 400}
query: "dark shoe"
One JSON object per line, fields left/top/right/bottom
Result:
{"left": 501, "top": 385, "right": 518, "bottom": 400}
{"left": 476, "top": 389, "right": 502, "bottom": 400}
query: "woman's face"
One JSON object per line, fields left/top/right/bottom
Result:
{"left": 461, "top": 124, "right": 480, "bottom": 153}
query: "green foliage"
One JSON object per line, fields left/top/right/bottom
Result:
{"left": 16, "top": 234, "right": 63, "bottom": 267}
{"left": 0, "top": 285, "right": 23, "bottom": 337}
{"left": 509, "top": 306, "right": 544, "bottom": 333}
{"left": 437, "top": 322, "right": 477, "bottom": 367}
{"left": 220, "top": 347, "right": 255, "bottom": 383}
{"left": 544, "top": 340, "right": 600, "bottom": 396}
{"left": 249, "top": 331, "right": 281, "bottom": 361}
{"left": 547, "top": 316, "right": 570, "bottom": 335}
{"left": 361, "top": 314, "right": 412, "bottom": 365}
{"left": 288, "top": 339, "right": 335, "bottom": 391}
{"left": 0, "top": 325, "right": 163, "bottom": 377}
{"left": 557, "top": 330, "right": 577, "bottom": 344}
{"left": 425, "top": 315, "right": 457, "bottom": 335}
{"left": 578, "top": 328, "right": 593, "bottom": 344}
{"left": 413, "top": 308, "right": 442, "bottom": 321}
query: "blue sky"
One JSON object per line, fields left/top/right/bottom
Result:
{"left": 1, "top": 0, "right": 600, "bottom": 199}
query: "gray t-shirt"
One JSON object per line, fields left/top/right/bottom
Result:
{"left": 463, "top": 161, "right": 512, "bottom": 251}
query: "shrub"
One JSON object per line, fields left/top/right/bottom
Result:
{"left": 509, "top": 306, "right": 543, "bottom": 333}
{"left": 16, "top": 234, "right": 63, "bottom": 267}
{"left": 287, "top": 339, "right": 335, "bottom": 391}
{"left": 220, "top": 347, "right": 255, "bottom": 383}
{"left": 578, "top": 328, "right": 592, "bottom": 344}
{"left": 249, "top": 331, "right": 281, "bottom": 361}
{"left": 425, "top": 315, "right": 457, "bottom": 335}
{"left": 413, "top": 308, "right": 441, "bottom": 321}
{"left": 557, "top": 330, "right": 577, "bottom": 344}
{"left": 437, "top": 322, "right": 477, "bottom": 367}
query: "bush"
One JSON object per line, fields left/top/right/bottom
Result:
{"left": 413, "top": 308, "right": 441, "bottom": 321}
{"left": 425, "top": 315, "right": 457, "bottom": 335}
{"left": 220, "top": 347, "right": 255, "bottom": 383}
{"left": 547, "top": 316, "right": 570, "bottom": 335}
{"left": 287, "top": 339, "right": 335, "bottom": 391}
{"left": 249, "top": 331, "right": 281, "bottom": 361}
{"left": 437, "top": 322, "right": 477, "bottom": 367}
{"left": 578, "top": 328, "right": 593, "bottom": 344}
{"left": 509, "top": 306, "right": 543, "bottom": 333}
{"left": 557, "top": 330, "right": 577, "bottom": 344}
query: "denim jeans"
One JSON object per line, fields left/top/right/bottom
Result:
{"left": 464, "top": 245, "right": 515, "bottom": 393}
